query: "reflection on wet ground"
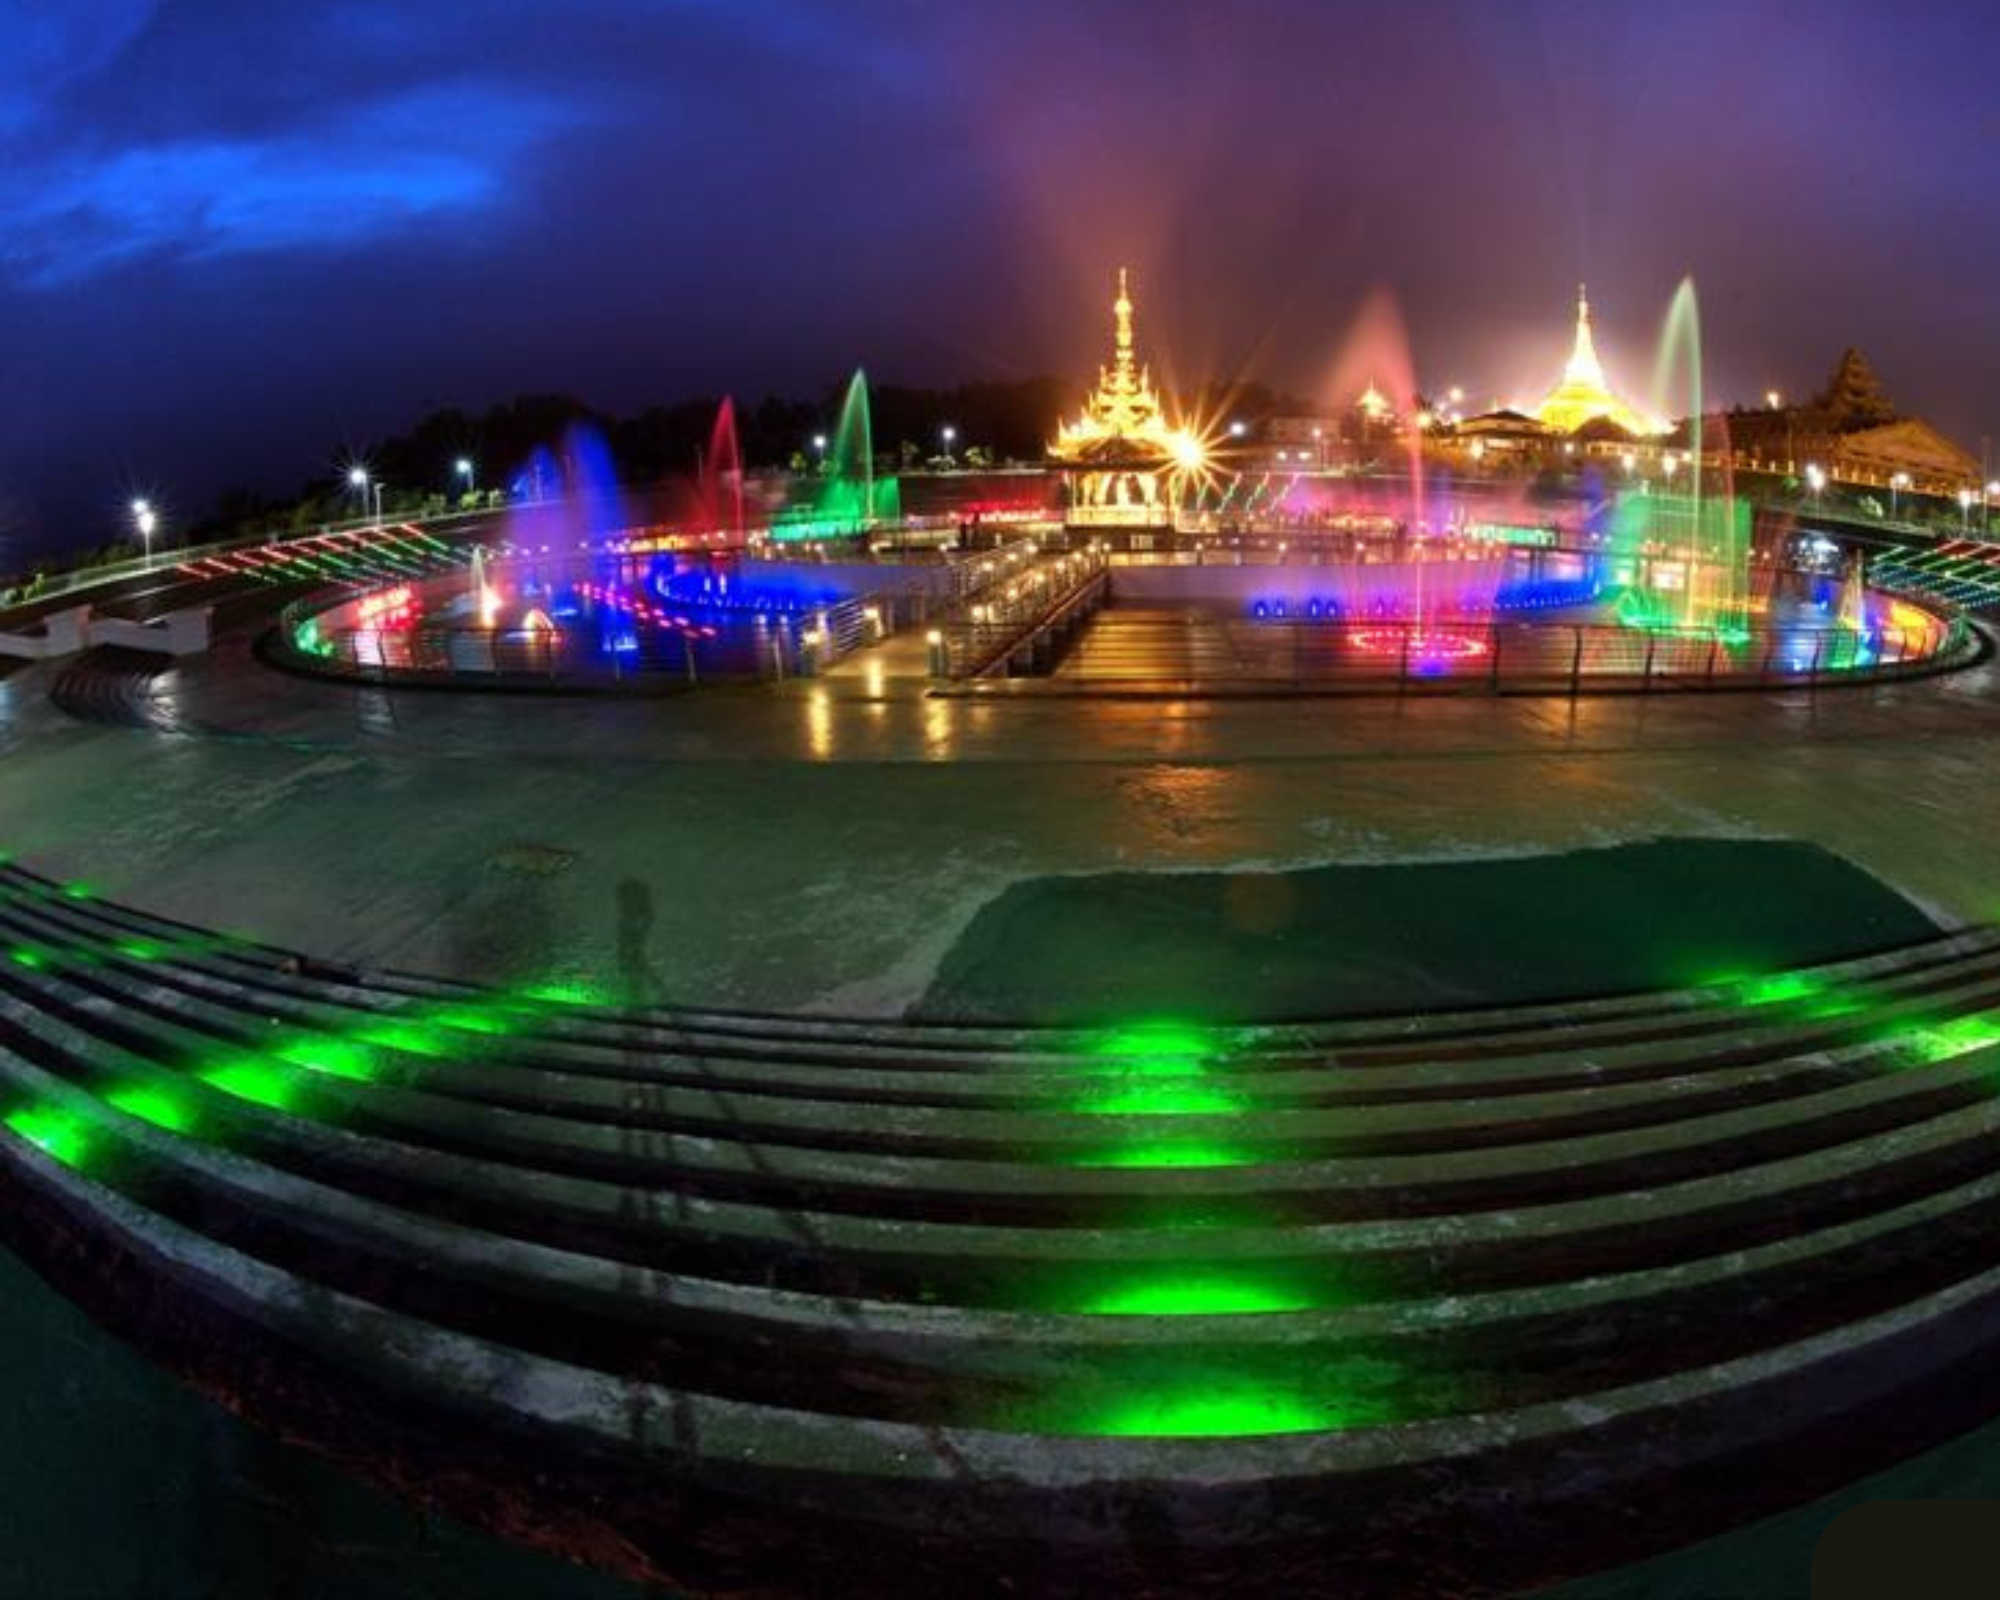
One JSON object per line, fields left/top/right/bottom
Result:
{"left": 101, "top": 615, "right": 1999, "bottom": 771}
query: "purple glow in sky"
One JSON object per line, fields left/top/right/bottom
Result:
{"left": 3, "top": 0, "right": 1996, "bottom": 554}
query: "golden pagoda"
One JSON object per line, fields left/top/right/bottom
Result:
{"left": 1534, "top": 285, "right": 1663, "bottom": 436}
{"left": 1051, "top": 268, "right": 1206, "bottom": 526}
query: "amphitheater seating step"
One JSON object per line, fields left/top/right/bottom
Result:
{"left": 6, "top": 860, "right": 2000, "bottom": 1596}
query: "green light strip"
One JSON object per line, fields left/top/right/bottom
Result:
{"left": 1063, "top": 1140, "right": 1262, "bottom": 1169}
{"left": 1075, "top": 1271, "right": 1317, "bottom": 1317}
{"left": 1056, "top": 1019, "right": 1274, "bottom": 1169}
{"left": 1081, "top": 1388, "right": 1332, "bottom": 1437}
{"left": 1906, "top": 1011, "right": 2000, "bottom": 1064}
{"left": 3, "top": 1103, "right": 92, "bottom": 1167}
{"left": 1075, "top": 1083, "right": 1245, "bottom": 1116}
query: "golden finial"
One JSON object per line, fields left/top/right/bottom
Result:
{"left": 1112, "top": 267, "right": 1136, "bottom": 380}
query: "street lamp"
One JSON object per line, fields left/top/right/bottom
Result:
{"left": 941, "top": 424, "right": 957, "bottom": 463}
{"left": 348, "top": 465, "right": 383, "bottom": 526}
{"left": 1890, "top": 471, "right": 1910, "bottom": 519}
{"left": 454, "top": 457, "right": 476, "bottom": 495}
{"left": 1765, "top": 390, "right": 1782, "bottom": 411}
{"left": 810, "top": 433, "right": 827, "bottom": 469}
{"left": 1229, "top": 420, "right": 1247, "bottom": 439}
{"left": 1804, "top": 463, "right": 1826, "bottom": 504}
{"left": 131, "top": 498, "right": 157, "bottom": 564}
{"left": 1959, "top": 486, "right": 1975, "bottom": 532}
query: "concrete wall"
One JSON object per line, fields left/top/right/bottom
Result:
{"left": 89, "top": 608, "right": 211, "bottom": 656}
{"left": 0, "top": 606, "right": 91, "bottom": 659}
{"left": 0, "top": 605, "right": 211, "bottom": 661}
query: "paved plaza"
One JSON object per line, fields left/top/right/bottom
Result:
{"left": 4, "top": 601, "right": 1997, "bottom": 1017}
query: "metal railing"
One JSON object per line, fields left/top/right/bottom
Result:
{"left": 3, "top": 505, "right": 503, "bottom": 612}
{"left": 274, "top": 563, "right": 957, "bottom": 689}
{"left": 276, "top": 598, "right": 778, "bottom": 688}
{"left": 1026, "top": 610, "right": 1976, "bottom": 695}
{"left": 936, "top": 547, "right": 1111, "bottom": 677}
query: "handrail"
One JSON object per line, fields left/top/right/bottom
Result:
{"left": 274, "top": 545, "right": 967, "bottom": 688}
{"left": 939, "top": 548, "right": 1110, "bottom": 677}
{"left": 1028, "top": 608, "right": 1974, "bottom": 694}
{"left": 2, "top": 505, "right": 504, "bottom": 612}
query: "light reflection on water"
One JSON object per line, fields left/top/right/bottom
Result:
{"left": 805, "top": 688, "right": 834, "bottom": 760}
{"left": 922, "top": 696, "right": 955, "bottom": 760}
{"left": 316, "top": 551, "right": 919, "bottom": 682}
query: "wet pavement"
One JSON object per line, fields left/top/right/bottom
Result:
{"left": 2, "top": 610, "right": 1998, "bottom": 1013}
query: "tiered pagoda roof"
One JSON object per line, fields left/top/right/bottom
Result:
{"left": 1050, "top": 269, "right": 1204, "bottom": 471}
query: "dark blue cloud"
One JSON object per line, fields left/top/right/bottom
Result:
{"left": 2, "top": 83, "right": 582, "bottom": 285}
{"left": 0, "top": 0, "right": 160, "bottom": 127}
{"left": 0, "top": 0, "right": 914, "bottom": 290}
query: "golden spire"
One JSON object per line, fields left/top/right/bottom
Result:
{"left": 1534, "top": 282, "right": 1663, "bottom": 436}
{"left": 1115, "top": 268, "right": 1133, "bottom": 357}
{"left": 1564, "top": 282, "right": 1606, "bottom": 389}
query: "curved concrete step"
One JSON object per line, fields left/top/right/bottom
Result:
{"left": 9, "top": 865, "right": 2000, "bottom": 1595}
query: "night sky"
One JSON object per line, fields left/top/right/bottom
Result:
{"left": 5, "top": 0, "right": 1999, "bottom": 560}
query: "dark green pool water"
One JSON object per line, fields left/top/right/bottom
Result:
{"left": 919, "top": 837, "right": 1941, "bottom": 1024}
{"left": 0, "top": 1249, "right": 655, "bottom": 1600}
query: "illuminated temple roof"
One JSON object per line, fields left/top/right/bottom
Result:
{"left": 1050, "top": 268, "right": 1204, "bottom": 470}
{"left": 1534, "top": 285, "right": 1664, "bottom": 437}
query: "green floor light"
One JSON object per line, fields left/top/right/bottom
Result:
{"left": 4, "top": 1104, "right": 92, "bottom": 1167}
{"left": 105, "top": 1083, "right": 197, "bottom": 1133}
{"left": 1080, "top": 1271, "right": 1314, "bottom": 1316}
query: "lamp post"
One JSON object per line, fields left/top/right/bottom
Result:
{"left": 454, "top": 457, "right": 476, "bottom": 497}
{"left": 811, "top": 433, "right": 827, "bottom": 473}
{"left": 1959, "top": 487, "right": 1975, "bottom": 533}
{"left": 941, "top": 424, "right": 957, "bottom": 466}
{"left": 348, "top": 465, "right": 382, "bottom": 526}
{"left": 1804, "top": 463, "right": 1826, "bottom": 507}
{"left": 1890, "top": 471, "right": 1910, "bottom": 520}
{"left": 131, "top": 499, "right": 157, "bottom": 565}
